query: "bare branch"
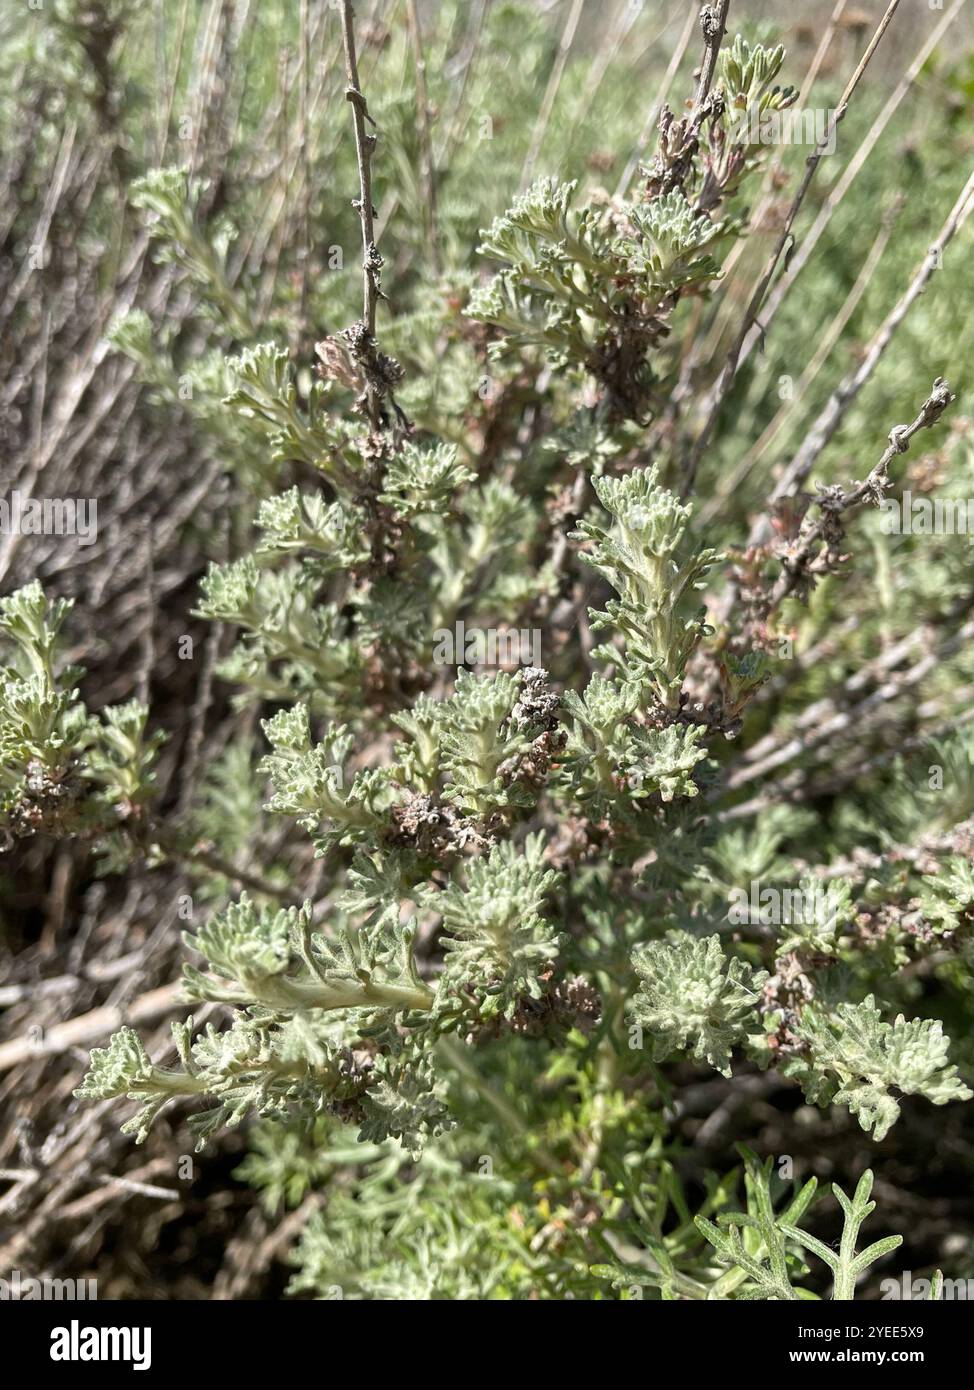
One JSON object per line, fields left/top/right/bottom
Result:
{"left": 766, "top": 378, "right": 955, "bottom": 614}
{"left": 683, "top": 0, "right": 903, "bottom": 493}
{"left": 691, "top": 0, "right": 732, "bottom": 117}
{"left": 339, "top": 0, "right": 379, "bottom": 339}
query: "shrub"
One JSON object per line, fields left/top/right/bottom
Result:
{"left": 4, "top": 0, "right": 973, "bottom": 1301}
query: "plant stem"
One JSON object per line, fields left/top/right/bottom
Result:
{"left": 152, "top": 825, "right": 301, "bottom": 904}
{"left": 437, "top": 1035, "right": 562, "bottom": 1176}
{"left": 339, "top": 0, "right": 378, "bottom": 340}
{"left": 259, "top": 974, "right": 435, "bottom": 1013}
{"left": 691, "top": 1, "right": 732, "bottom": 117}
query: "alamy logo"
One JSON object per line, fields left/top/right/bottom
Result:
{"left": 881, "top": 1271, "right": 974, "bottom": 1300}
{"left": 727, "top": 880, "right": 842, "bottom": 928}
{"left": 50, "top": 1320, "right": 151, "bottom": 1371}
{"left": 878, "top": 491, "right": 974, "bottom": 536}
{"left": 732, "top": 107, "right": 837, "bottom": 154}
{"left": 0, "top": 492, "right": 98, "bottom": 546}
{"left": 0, "top": 1269, "right": 97, "bottom": 1300}
{"left": 432, "top": 621, "right": 541, "bottom": 669}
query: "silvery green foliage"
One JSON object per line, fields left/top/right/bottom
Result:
{"left": 131, "top": 167, "right": 254, "bottom": 340}
{"left": 259, "top": 705, "right": 388, "bottom": 844}
{"left": 468, "top": 176, "right": 609, "bottom": 359}
{"left": 597, "top": 1148, "right": 901, "bottom": 1302}
{"left": 0, "top": 583, "right": 161, "bottom": 848}
{"left": 435, "top": 669, "right": 549, "bottom": 817}
{"left": 718, "top": 36, "right": 790, "bottom": 113}
{"left": 464, "top": 39, "right": 797, "bottom": 427}
{"left": 786, "top": 997, "right": 973, "bottom": 1142}
{"left": 287, "top": 1159, "right": 516, "bottom": 1300}
{"left": 424, "top": 833, "right": 562, "bottom": 1013}
{"left": 622, "top": 193, "right": 726, "bottom": 293}
{"left": 78, "top": 894, "right": 440, "bottom": 1153}
{"left": 377, "top": 441, "right": 475, "bottom": 518}
{"left": 561, "top": 677, "right": 708, "bottom": 803}
{"left": 694, "top": 1153, "right": 820, "bottom": 1302}
{"left": 781, "top": 1170, "right": 904, "bottom": 1302}
{"left": 256, "top": 489, "right": 370, "bottom": 572}
{"left": 222, "top": 343, "right": 358, "bottom": 485}
{"left": 76, "top": 1015, "right": 376, "bottom": 1150}
{"left": 59, "top": 204, "right": 974, "bottom": 1223}
{"left": 631, "top": 934, "right": 768, "bottom": 1076}
{"left": 468, "top": 178, "right": 730, "bottom": 420}
{"left": 0, "top": 584, "right": 86, "bottom": 825}
{"left": 355, "top": 1056, "right": 448, "bottom": 1156}
{"left": 770, "top": 876, "right": 855, "bottom": 957}
{"left": 573, "top": 467, "right": 719, "bottom": 710}
{"left": 916, "top": 856, "right": 974, "bottom": 934}
{"left": 181, "top": 894, "right": 431, "bottom": 1016}
{"left": 196, "top": 558, "right": 361, "bottom": 710}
